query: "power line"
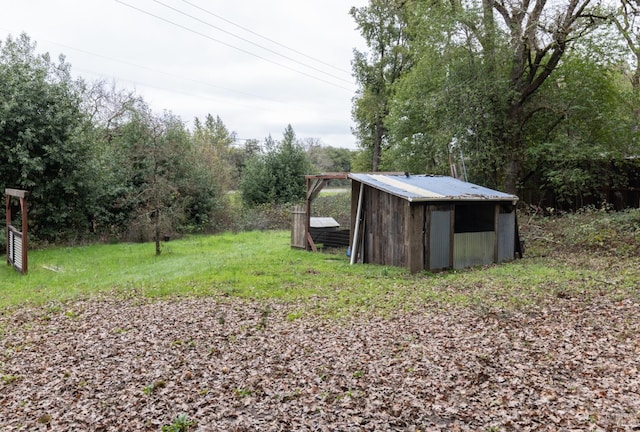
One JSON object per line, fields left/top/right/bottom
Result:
{"left": 73, "top": 66, "right": 278, "bottom": 113}
{"left": 112, "top": 0, "right": 354, "bottom": 92}
{"left": 150, "top": 0, "right": 353, "bottom": 84}
{"left": 0, "top": 25, "right": 349, "bottom": 120}
{"left": 178, "top": 0, "right": 353, "bottom": 76}
{"left": 32, "top": 36, "right": 275, "bottom": 103}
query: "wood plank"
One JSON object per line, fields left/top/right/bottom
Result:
{"left": 407, "top": 203, "right": 424, "bottom": 273}
{"left": 5, "top": 189, "right": 29, "bottom": 198}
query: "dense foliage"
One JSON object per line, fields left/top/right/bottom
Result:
{"left": 0, "top": 34, "right": 93, "bottom": 241}
{"left": 240, "top": 125, "right": 312, "bottom": 206}
{"left": 351, "top": 0, "right": 640, "bottom": 201}
{"left": 0, "top": 33, "right": 358, "bottom": 249}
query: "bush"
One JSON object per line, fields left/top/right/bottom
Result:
{"left": 523, "top": 206, "right": 640, "bottom": 257}
{"left": 311, "top": 192, "right": 351, "bottom": 228}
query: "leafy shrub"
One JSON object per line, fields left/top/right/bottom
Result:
{"left": 161, "top": 414, "right": 194, "bottom": 432}
{"left": 311, "top": 191, "right": 351, "bottom": 228}
{"left": 523, "top": 207, "right": 640, "bottom": 257}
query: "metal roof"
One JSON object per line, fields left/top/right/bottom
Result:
{"left": 310, "top": 217, "right": 340, "bottom": 228}
{"left": 348, "top": 174, "right": 519, "bottom": 203}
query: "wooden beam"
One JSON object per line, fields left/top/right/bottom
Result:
{"left": 350, "top": 183, "right": 364, "bottom": 265}
{"left": 5, "top": 194, "right": 9, "bottom": 267}
{"left": 21, "top": 196, "right": 28, "bottom": 273}
{"left": 493, "top": 204, "right": 500, "bottom": 263}
{"left": 305, "top": 177, "right": 312, "bottom": 251}
{"left": 306, "top": 231, "right": 318, "bottom": 252}
{"left": 305, "top": 173, "right": 349, "bottom": 180}
{"left": 5, "top": 188, "right": 29, "bottom": 198}
{"left": 407, "top": 203, "right": 424, "bottom": 273}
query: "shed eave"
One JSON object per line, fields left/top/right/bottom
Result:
{"left": 406, "top": 196, "right": 519, "bottom": 203}
{"left": 348, "top": 173, "right": 518, "bottom": 203}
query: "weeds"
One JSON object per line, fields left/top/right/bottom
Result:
{"left": 142, "top": 380, "right": 166, "bottom": 396}
{"left": 234, "top": 387, "right": 253, "bottom": 398}
{"left": 1, "top": 374, "right": 22, "bottom": 384}
{"left": 161, "top": 414, "right": 195, "bottom": 432}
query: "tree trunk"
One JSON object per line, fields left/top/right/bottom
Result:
{"left": 503, "top": 102, "right": 525, "bottom": 195}
{"left": 372, "top": 119, "right": 384, "bottom": 172}
{"left": 154, "top": 212, "right": 161, "bottom": 256}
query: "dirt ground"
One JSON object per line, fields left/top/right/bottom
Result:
{"left": 1, "top": 295, "right": 639, "bottom": 431}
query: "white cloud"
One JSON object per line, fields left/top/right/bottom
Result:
{"left": 1, "top": 0, "right": 368, "bottom": 148}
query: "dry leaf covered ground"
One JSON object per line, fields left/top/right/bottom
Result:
{"left": 1, "top": 294, "right": 639, "bottom": 431}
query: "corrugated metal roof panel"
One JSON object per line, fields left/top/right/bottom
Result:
{"left": 310, "top": 217, "right": 340, "bottom": 228}
{"left": 348, "top": 174, "right": 518, "bottom": 202}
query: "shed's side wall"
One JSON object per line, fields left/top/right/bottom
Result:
{"left": 362, "top": 185, "right": 409, "bottom": 267}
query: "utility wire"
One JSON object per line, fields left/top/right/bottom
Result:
{"left": 34, "top": 36, "right": 275, "bottom": 103}
{"left": 112, "top": 0, "right": 354, "bottom": 92}
{"left": 0, "top": 25, "right": 346, "bottom": 119}
{"left": 178, "top": 0, "right": 353, "bottom": 76}
{"left": 74, "top": 66, "right": 280, "bottom": 113}
{"left": 151, "top": 0, "right": 353, "bottom": 84}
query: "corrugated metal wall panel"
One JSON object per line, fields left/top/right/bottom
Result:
{"left": 497, "top": 212, "right": 515, "bottom": 262}
{"left": 453, "top": 232, "right": 495, "bottom": 269}
{"left": 429, "top": 210, "right": 451, "bottom": 270}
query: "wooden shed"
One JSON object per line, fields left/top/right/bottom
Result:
{"left": 348, "top": 174, "right": 521, "bottom": 273}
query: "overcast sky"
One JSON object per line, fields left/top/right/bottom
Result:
{"left": 1, "top": 0, "right": 368, "bottom": 149}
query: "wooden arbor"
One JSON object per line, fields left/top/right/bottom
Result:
{"left": 5, "top": 189, "right": 29, "bottom": 274}
{"left": 303, "top": 173, "right": 349, "bottom": 251}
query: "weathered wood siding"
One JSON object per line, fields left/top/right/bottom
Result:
{"left": 361, "top": 185, "right": 408, "bottom": 267}
{"left": 291, "top": 205, "right": 306, "bottom": 249}
{"left": 350, "top": 180, "right": 518, "bottom": 273}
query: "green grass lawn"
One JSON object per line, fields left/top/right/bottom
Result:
{"left": 1, "top": 223, "right": 639, "bottom": 316}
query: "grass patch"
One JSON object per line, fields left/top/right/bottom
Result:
{"left": 1, "top": 209, "right": 639, "bottom": 315}
{"left": 0, "top": 230, "right": 400, "bottom": 310}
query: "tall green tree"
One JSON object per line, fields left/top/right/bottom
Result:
{"left": 383, "top": 0, "right": 606, "bottom": 192}
{"left": 351, "top": 0, "right": 413, "bottom": 171}
{"left": 303, "top": 138, "right": 355, "bottom": 173}
{"left": 240, "top": 125, "right": 311, "bottom": 205}
{"left": 192, "top": 114, "right": 237, "bottom": 190}
{"left": 0, "top": 34, "right": 93, "bottom": 241}
{"left": 524, "top": 48, "right": 633, "bottom": 207}
{"left": 611, "top": 0, "right": 640, "bottom": 152}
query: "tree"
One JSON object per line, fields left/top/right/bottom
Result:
{"left": 192, "top": 114, "right": 237, "bottom": 190}
{"left": 0, "top": 33, "right": 94, "bottom": 241}
{"left": 610, "top": 0, "right": 640, "bottom": 152}
{"left": 524, "top": 49, "right": 633, "bottom": 207}
{"left": 240, "top": 125, "right": 311, "bottom": 205}
{"left": 493, "top": 0, "right": 606, "bottom": 192}
{"left": 303, "top": 138, "right": 355, "bottom": 173}
{"left": 383, "top": 0, "right": 606, "bottom": 192}
{"left": 351, "top": 0, "right": 413, "bottom": 171}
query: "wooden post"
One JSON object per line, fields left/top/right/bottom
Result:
{"left": 5, "top": 194, "right": 9, "bottom": 267}
{"left": 5, "top": 188, "right": 29, "bottom": 274}
{"left": 493, "top": 204, "right": 500, "bottom": 264}
{"left": 406, "top": 203, "right": 424, "bottom": 273}
{"left": 20, "top": 195, "right": 28, "bottom": 273}
{"left": 350, "top": 183, "right": 364, "bottom": 265}
{"left": 305, "top": 177, "right": 311, "bottom": 251}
